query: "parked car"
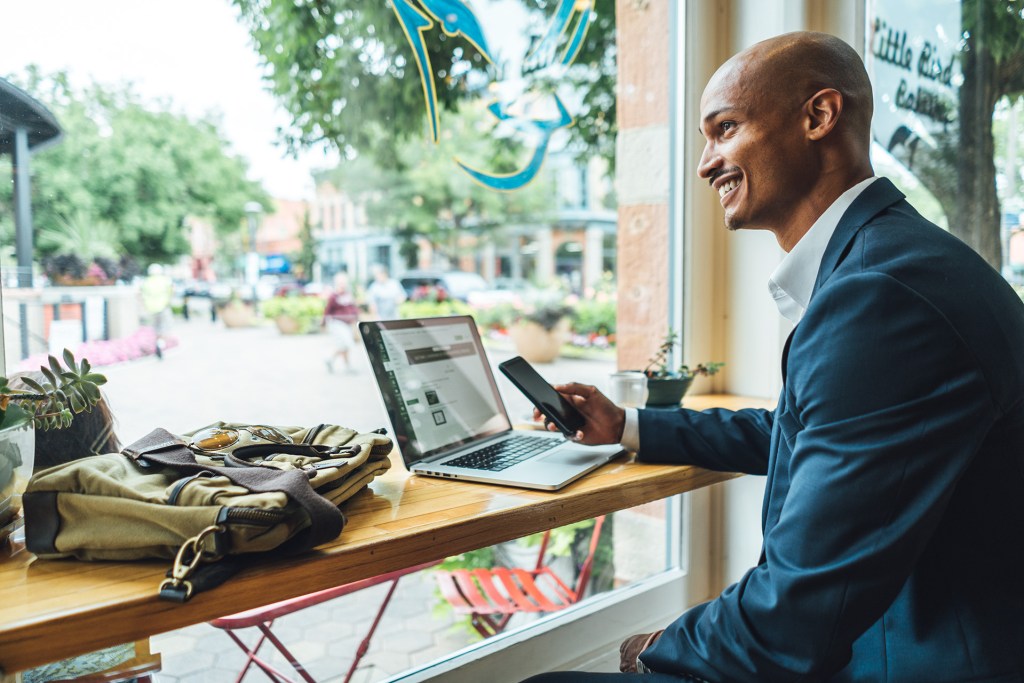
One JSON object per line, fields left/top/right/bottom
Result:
{"left": 466, "top": 278, "right": 535, "bottom": 307}
{"left": 398, "top": 270, "right": 488, "bottom": 302}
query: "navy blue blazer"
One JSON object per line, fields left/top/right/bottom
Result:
{"left": 637, "top": 178, "right": 1024, "bottom": 682}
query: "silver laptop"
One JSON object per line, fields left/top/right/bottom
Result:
{"left": 360, "top": 315, "right": 623, "bottom": 490}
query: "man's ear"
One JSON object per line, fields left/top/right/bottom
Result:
{"left": 805, "top": 88, "right": 843, "bottom": 141}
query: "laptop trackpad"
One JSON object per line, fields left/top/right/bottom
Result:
{"left": 538, "top": 443, "right": 621, "bottom": 466}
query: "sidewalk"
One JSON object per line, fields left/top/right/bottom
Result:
{"left": 99, "top": 317, "right": 617, "bottom": 682}
{"left": 101, "top": 318, "right": 615, "bottom": 444}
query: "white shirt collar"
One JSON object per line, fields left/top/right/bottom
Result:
{"left": 768, "top": 177, "right": 878, "bottom": 322}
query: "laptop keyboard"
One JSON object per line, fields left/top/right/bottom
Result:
{"left": 445, "top": 435, "right": 557, "bottom": 471}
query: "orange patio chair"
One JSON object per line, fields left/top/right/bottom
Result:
{"left": 208, "top": 559, "right": 438, "bottom": 683}
{"left": 433, "top": 515, "right": 607, "bottom": 638}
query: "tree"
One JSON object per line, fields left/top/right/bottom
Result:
{"left": 323, "top": 106, "right": 555, "bottom": 267}
{"left": 293, "top": 209, "right": 318, "bottom": 280}
{"left": 954, "top": 0, "right": 1024, "bottom": 268}
{"left": 0, "top": 68, "right": 270, "bottom": 266}
{"left": 888, "top": 1, "right": 1024, "bottom": 269}
{"left": 231, "top": 0, "right": 616, "bottom": 171}
{"left": 232, "top": 0, "right": 491, "bottom": 168}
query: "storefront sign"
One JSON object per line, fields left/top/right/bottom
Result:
{"left": 866, "top": 0, "right": 961, "bottom": 158}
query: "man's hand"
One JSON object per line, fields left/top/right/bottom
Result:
{"left": 532, "top": 382, "right": 626, "bottom": 446}
{"left": 618, "top": 630, "right": 663, "bottom": 673}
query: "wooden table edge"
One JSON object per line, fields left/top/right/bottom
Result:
{"left": 0, "top": 393, "right": 771, "bottom": 673}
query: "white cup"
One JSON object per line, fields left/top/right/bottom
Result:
{"left": 608, "top": 371, "right": 648, "bottom": 408}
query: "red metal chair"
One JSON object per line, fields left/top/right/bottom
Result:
{"left": 209, "top": 560, "right": 438, "bottom": 683}
{"left": 433, "top": 516, "right": 606, "bottom": 637}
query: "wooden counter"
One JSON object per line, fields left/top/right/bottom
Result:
{"left": 0, "top": 394, "right": 770, "bottom": 674}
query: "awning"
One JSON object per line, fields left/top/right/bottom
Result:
{"left": 0, "top": 77, "right": 62, "bottom": 154}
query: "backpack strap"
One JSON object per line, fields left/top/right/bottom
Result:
{"left": 123, "top": 428, "right": 345, "bottom": 552}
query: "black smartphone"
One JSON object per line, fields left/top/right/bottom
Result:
{"left": 498, "top": 355, "right": 585, "bottom": 436}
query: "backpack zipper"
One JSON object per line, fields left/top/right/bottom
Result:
{"left": 223, "top": 506, "right": 287, "bottom": 525}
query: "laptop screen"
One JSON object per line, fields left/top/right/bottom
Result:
{"left": 361, "top": 316, "right": 512, "bottom": 464}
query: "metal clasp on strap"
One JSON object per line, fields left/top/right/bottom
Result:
{"left": 159, "top": 524, "right": 224, "bottom": 602}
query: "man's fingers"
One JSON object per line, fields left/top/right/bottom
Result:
{"left": 553, "top": 382, "right": 597, "bottom": 397}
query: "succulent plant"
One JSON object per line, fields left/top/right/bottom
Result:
{"left": 0, "top": 350, "right": 108, "bottom": 431}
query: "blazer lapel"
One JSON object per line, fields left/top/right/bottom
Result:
{"left": 812, "top": 177, "right": 906, "bottom": 296}
{"left": 781, "top": 326, "right": 795, "bottom": 385}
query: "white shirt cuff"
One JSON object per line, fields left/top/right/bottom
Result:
{"left": 621, "top": 408, "right": 641, "bottom": 452}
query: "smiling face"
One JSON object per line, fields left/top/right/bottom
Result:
{"left": 697, "top": 52, "right": 820, "bottom": 239}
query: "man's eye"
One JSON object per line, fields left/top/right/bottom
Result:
{"left": 721, "top": 121, "right": 736, "bottom": 132}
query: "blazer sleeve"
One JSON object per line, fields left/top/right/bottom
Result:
{"left": 637, "top": 406, "right": 774, "bottom": 475}
{"left": 640, "top": 273, "right": 997, "bottom": 681}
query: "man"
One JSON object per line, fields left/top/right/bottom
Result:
{"left": 527, "top": 31, "right": 1024, "bottom": 682}
{"left": 366, "top": 264, "right": 407, "bottom": 320}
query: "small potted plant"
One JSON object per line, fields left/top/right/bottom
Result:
{"left": 643, "top": 330, "right": 723, "bottom": 407}
{"left": 0, "top": 350, "right": 108, "bottom": 543}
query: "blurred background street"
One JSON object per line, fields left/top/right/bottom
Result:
{"left": 101, "top": 315, "right": 615, "bottom": 445}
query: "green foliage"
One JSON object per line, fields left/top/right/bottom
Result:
{"left": 963, "top": 0, "right": 1024, "bottom": 72}
{"left": 644, "top": 330, "right": 723, "bottom": 379}
{"left": 261, "top": 295, "right": 327, "bottom": 334}
{"left": 520, "top": 0, "right": 618, "bottom": 170}
{"left": 232, "top": 0, "right": 494, "bottom": 166}
{"left": 519, "top": 518, "right": 595, "bottom": 557}
{"left": 0, "top": 68, "right": 270, "bottom": 264}
{"left": 886, "top": 2, "right": 1024, "bottom": 269}
{"left": 37, "top": 209, "right": 120, "bottom": 263}
{"left": 327, "top": 105, "right": 554, "bottom": 265}
{"left": 572, "top": 298, "right": 616, "bottom": 337}
{"left": 520, "top": 302, "right": 574, "bottom": 332}
{"left": 231, "top": 1, "right": 616, "bottom": 171}
{"left": 472, "top": 302, "right": 520, "bottom": 330}
{"left": 398, "top": 298, "right": 473, "bottom": 319}
{"left": 0, "top": 350, "right": 108, "bottom": 431}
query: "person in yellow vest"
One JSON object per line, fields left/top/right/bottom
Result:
{"left": 141, "top": 263, "right": 173, "bottom": 359}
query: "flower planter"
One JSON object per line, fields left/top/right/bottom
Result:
{"left": 509, "top": 319, "right": 570, "bottom": 363}
{"left": 273, "top": 314, "right": 303, "bottom": 335}
{"left": 218, "top": 301, "right": 255, "bottom": 328}
{"left": 645, "top": 375, "right": 695, "bottom": 408}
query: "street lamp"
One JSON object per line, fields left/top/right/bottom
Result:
{"left": 244, "top": 201, "right": 262, "bottom": 301}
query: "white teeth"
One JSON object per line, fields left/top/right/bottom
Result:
{"left": 718, "top": 179, "right": 740, "bottom": 198}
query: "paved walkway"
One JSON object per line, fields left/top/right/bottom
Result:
{"left": 98, "top": 316, "right": 617, "bottom": 682}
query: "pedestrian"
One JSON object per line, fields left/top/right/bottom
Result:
{"left": 366, "top": 264, "right": 406, "bottom": 320}
{"left": 527, "top": 31, "right": 1024, "bottom": 682}
{"left": 141, "top": 264, "right": 173, "bottom": 359}
{"left": 323, "top": 271, "right": 361, "bottom": 374}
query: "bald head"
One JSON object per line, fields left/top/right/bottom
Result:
{"left": 698, "top": 32, "right": 875, "bottom": 247}
{"left": 713, "top": 32, "right": 873, "bottom": 151}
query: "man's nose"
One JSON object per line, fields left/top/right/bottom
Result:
{"left": 697, "top": 142, "right": 719, "bottom": 179}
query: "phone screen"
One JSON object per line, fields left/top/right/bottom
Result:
{"left": 498, "top": 356, "right": 585, "bottom": 435}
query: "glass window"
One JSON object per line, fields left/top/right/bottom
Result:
{"left": 0, "top": 2, "right": 687, "bottom": 680}
{"left": 866, "top": 0, "right": 1024, "bottom": 286}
